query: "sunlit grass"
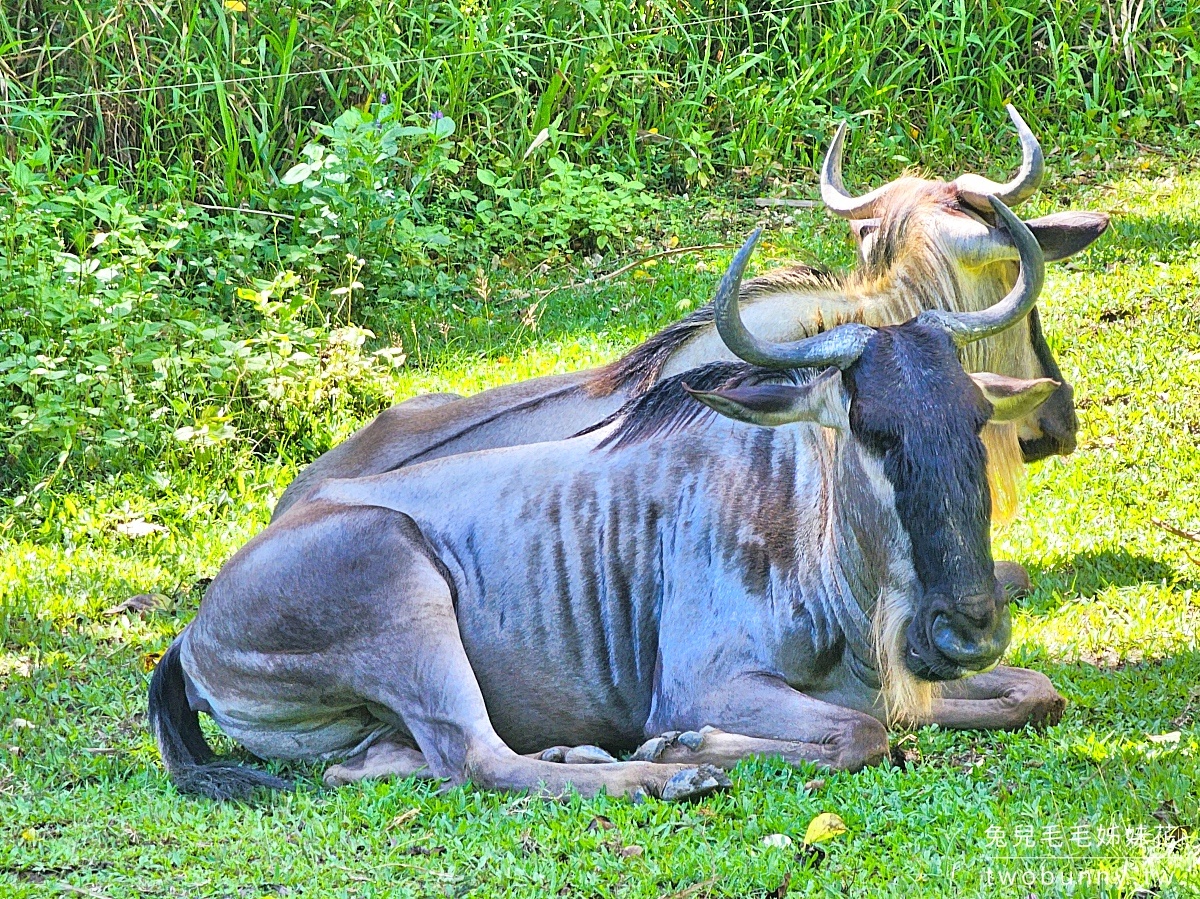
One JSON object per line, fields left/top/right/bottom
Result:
{"left": 2, "top": 159, "right": 1199, "bottom": 897}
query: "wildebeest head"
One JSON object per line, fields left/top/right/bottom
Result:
{"left": 821, "top": 106, "right": 1107, "bottom": 465}
{"left": 690, "top": 206, "right": 1054, "bottom": 689}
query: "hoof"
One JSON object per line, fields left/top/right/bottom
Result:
{"left": 323, "top": 754, "right": 367, "bottom": 786}
{"left": 1026, "top": 690, "right": 1067, "bottom": 730}
{"left": 563, "top": 745, "right": 617, "bottom": 765}
{"left": 632, "top": 729, "right": 707, "bottom": 762}
{"left": 323, "top": 766, "right": 352, "bottom": 787}
{"left": 632, "top": 737, "right": 668, "bottom": 762}
{"left": 660, "top": 765, "right": 731, "bottom": 801}
{"left": 994, "top": 561, "right": 1031, "bottom": 599}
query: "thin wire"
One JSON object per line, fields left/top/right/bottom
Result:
{"left": 0, "top": 0, "right": 843, "bottom": 108}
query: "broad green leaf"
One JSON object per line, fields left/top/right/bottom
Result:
{"left": 281, "top": 163, "right": 313, "bottom": 185}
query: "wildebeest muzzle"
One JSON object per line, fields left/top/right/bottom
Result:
{"left": 1019, "top": 378, "right": 1078, "bottom": 461}
{"left": 1018, "top": 307, "right": 1079, "bottom": 461}
{"left": 905, "top": 585, "right": 1012, "bottom": 681}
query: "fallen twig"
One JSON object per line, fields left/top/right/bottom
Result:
{"left": 661, "top": 877, "right": 718, "bottom": 899}
{"left": 55, "top": 883, "right": 111, "bottom": 899}
{"left": 194, "top": 203, "right": 296, "bottom": 221}
{"left": 752, "top": 197, "right": 817, "bottom": 208}
{"left": 1152, "top": 518, "right": 1200, "bottom": 544}
{"left": 1152, "top": 518, "right": 1200, "bottom": 567}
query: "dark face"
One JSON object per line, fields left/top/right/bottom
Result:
{"left": 950, "top": 199, "right": 1080, "bottom": 461}
{"left": 845, "top": 321, "right": 1011, "bottom": 681}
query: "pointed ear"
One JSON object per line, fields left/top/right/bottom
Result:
{"left": 1024, "top": 211, "right": 1109, "bottom": 261}
{"left": 970, "top": 372, "right": 1060, "bottom": 423}
{"left": 847, "top": 218, "right": 880, "bottom": 263}
{"left": 847, "top": 218, "right": 880, "bottom": 244}
{"left": 684, "top": 367, "right": 847, "bottom": 430}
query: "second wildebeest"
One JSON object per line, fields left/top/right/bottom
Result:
{"left": 273, "top": 106, "right": 1107, "bottom": 541}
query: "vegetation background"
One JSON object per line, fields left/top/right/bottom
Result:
{"left": 1, "top": 1, "right": 1198, "bottom": 896}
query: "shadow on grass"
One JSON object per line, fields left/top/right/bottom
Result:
{"left": 1028, "top": 650, "right": 1200, "bottom": 746}
{"left": 1085, "top": 208, "right": 1200, "bottom": 268}
{"left": 1022, "top": 549, "right": 1195, "bottom": 613}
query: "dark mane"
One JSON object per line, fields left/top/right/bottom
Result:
{"left": 584, "top": 361, "right": 819, "bottom": 452}
{"left": 585, "top": 303, "right": 717, "bottom": 398}
{"left": 586, "top": 263, "right": 840, "bottom": 398}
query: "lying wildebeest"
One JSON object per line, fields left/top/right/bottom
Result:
{"left": 150, "top": 200, "right": 1066, "bottom": 802}
{"left": 272, "top": 107, "right": 1107, "bottom": 535}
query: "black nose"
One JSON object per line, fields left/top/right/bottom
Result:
{"left": 929, "top": 601, "right": 1012, "bottom": 672}
{"left": 1021, "top": 382, "right": 1077, "bottom": 461}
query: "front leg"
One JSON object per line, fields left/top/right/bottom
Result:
{"left": 648, "top": 673, "right": 890, "bottom": 772}
{"left": 924, "top": 665, "right": 1065, "bottom": 730}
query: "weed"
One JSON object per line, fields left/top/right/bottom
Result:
{"left": 474, "top": 155, "right": 659, "bottom": 253}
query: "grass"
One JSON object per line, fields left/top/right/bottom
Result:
{"left": 3, "top": 3, "right": 1199, "bottom": 894}
{"left": 3, "top": 0, "right": 1197, "bottom": 201}
{"left": 2, "top": 145, "right": 1199, "bottom": 897}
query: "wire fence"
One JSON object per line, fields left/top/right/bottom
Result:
{"left": 0, "top": 0, "right": 842, "bottom": 109}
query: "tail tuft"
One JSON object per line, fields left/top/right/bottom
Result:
{"left": 148, "top": 640, "right": 293, "bottom": 800}
{"left": 172, "top": 761, "right": 292, "bottom": 801}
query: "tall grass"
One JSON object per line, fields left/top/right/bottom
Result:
{"left": 3, "top": 0, "right": 1197, "bottom": 201}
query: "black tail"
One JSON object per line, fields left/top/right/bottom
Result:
{"left": 148, "top": 640, "right": 292, "bottom": 800}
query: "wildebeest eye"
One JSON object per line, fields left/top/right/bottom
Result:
{"left": 854, "top": 421, "right": 901, "bottom": 457}
{"left": 954, "top": 202, "right": 997, "bottom": 229}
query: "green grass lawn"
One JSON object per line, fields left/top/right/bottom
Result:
{"left": 2, "top": 156, "right": 1199, "bottom": 898}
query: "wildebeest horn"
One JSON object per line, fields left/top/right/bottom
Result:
{"left": 822, "top": 106, "right": 1044, "bottom": 220}
{"left": 918, "top": 196, "right": 1045, "bottom": 344}
{"left": 953, "top": 105, "right": 1044, "bottom": 209}
{"left": 713, "top": 229, "right": 873, "bottom": 369}
{"left": 819, "top": 121, "right": 898, "bottom": 220}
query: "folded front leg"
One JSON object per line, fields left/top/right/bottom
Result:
{"left": 630, "top": 725, "right": 872, "bottom": 771}
{"left": 924, "top": 665, "right": 1065, "bottom": 730}
{"left": 324, "top": 739, "right": 435, "bottom": 786}
{"left": 648, "top": 673, "right": 890, "bottom": 773}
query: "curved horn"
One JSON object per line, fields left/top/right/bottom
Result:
{"left": 953, "top": 105, "right": 1044, "bottom": 208}
{"left": 820, "top": 121, "right": 903, "bottom": 220}
{"left": 714, "top": 229, "right": 873, "bottom": 369}
{"left": 918, "top": 196, "right": 1045, "bottom": 345}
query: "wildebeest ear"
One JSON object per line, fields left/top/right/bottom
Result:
{"left": 970, "top": 372, "right": 1060, "bottom": 423}
{"left": 684, "top": 367, "right": 847, "bottom": 430}
{"left": 847, "top": 218, "right": 880, "bottom": 263}
{"left": 847, "top": 218, "right": 879, "bottom": 244}
{"left": 1024, "top": 211, "right": 1109, "bottom": 261}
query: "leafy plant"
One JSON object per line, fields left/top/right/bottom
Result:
{"left": 473, "top": 156, "right": 658, "bottom": 254}
{"left": 0, "top": 165, "right": 407, "bottom": 496}
{"left": 280, "top": 104, "right": 461, "bottom": 274}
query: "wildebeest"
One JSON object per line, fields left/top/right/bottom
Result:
{"left": 150, "top": 199, "right": 1066, "bottom": 802}
{"left": 272, "top": 107, "right": 1107, "bottom": 530}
